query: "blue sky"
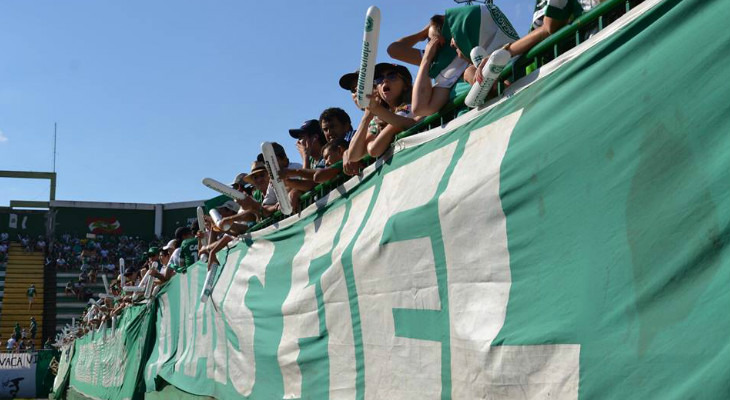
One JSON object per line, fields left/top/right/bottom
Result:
{"left": 0, "top": 0, "right": 535, "bottom": 206}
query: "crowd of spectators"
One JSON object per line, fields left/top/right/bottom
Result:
{"left": 1, "top": 317, "right": 43, "bottom": 353}
{"left": 49, "top": 234, "right": 165, "bottom": 301}
{"left": 52, "top": 0, "right": 610, "bottom": 346}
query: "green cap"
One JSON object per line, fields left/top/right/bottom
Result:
{"left": 147, "top": 247, "right": 159, "bottom": 256}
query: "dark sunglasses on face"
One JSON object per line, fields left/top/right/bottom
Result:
{"left": 374, "top": 71, "right": 399, "bottom": 85}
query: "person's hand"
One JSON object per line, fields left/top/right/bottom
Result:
{"left": 296, "top": 139, "right": 309, "bottom": 160}
{"left": 423, "top": 34, "right": 444, "bottom": 63}
{"left": 475, "top": 56, "right": 488, "bottom": 84}
{"left": 365, "top": 93, "right": 386, "bottom": 116}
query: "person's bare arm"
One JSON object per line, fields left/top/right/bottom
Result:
{"left": 365, "top": 119, "right": 415, "bottom": 158}
{"left": 368, "top": 98, "right": 419, "bottom": 130}
{"left": 344, "top": 111, "right": 375, "bottom": 163}
{"left": 412, "top": 39, "right": 452, "bottom": 117}
{"left": 284, "top": 178, "right": 317, "bottom": 192}
{"left": 387, "top": 24, "right": 429, "bottom": 66}
{"left": 314, "top": 167, "right": 342, "bottom": 183}
{"left": 281, "top": 168, "right": 316, "bottom": 181}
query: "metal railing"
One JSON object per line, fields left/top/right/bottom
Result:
{"left": 250, "top": 0, "right": 644, "bottom": 232}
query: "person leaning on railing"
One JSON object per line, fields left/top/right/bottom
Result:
{"left": 475, "top": 0, "right": 605, "bottom": 83}
{"left": 391, "top": 4, "right": 519, "bottom": 117}
{"left": 346, "top": 63, "right": 420, "bottom": 163}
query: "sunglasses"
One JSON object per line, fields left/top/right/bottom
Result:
{"left": 374, "top": 71, "right": 400, "bottom": 85}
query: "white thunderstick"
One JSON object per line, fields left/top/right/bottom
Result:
{"left": 356, "top": 5, "right": 381, "bottom": 109}
{"left": 261, "top": 141, "right": 293, "bottom": 215}
{"left": 119, "top": 258, "right": 126, "bottom": 288}
{"left": 196, "top": 206, "right": 209, "bottom": 263}
{"left": 200, "top": 263, "right": 220, "bottom": 304}
{"left": 208, "top": 208, "right": 230, "bottom": 232}
{"left": 202, "top": 177, "right": 248, "bottom": 201}
{"left": 465, "top": 47, "right": 512, "bottom": 108}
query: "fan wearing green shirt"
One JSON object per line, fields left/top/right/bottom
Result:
{"left": 27, "top": 284, "right": 36, "bottom": 311}
{"left": 178, "top": 225, "right": 200, "bottom": 272}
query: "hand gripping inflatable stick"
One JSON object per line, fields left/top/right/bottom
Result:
{"left": 196, "top": 206, "right": 209, "bottom": 263}
{"left": 202, "top": 177, "right": 248, "bottom": 201}
{"left": 261, "top": 141, "right": 293, "bottom": 215}
{"left": 208, "top": 208, "right": 231, "bottom": 232}
{"left": 356, "top": 6, "right": 381, "bottom": 109}
{"left": 465, "top": 47, "right": 511, "bottom": 108}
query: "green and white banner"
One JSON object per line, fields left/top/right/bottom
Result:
{"left": 63, "top": 304, "right": 154, "bottom": 399}
{"left": 66, "top": 0, "right": 730, "bottom": 398}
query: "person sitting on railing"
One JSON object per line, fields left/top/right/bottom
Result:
{"left": 346, "top": 63, "right": 419, "bottom": 162}
{"left": 476, "top": 0, "right": 604, "bottom": 84}
{"left": 314, "top": 139, "right": 350, "bottom": 183}
{"left": 392, "top": 4, "right": 518, "bottom": 116}
{"left": 320, "top": 108, "right": 355, "bottom": 144}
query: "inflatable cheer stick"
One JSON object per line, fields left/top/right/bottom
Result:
{"left": 355, "top": 6, "right": 381, "bottom": 109}
{"left": 202, "top": 178, "right": 248, "bottom": 201}
{"left": 261, "top": 141, "right": 293, "bottom": 215}
{"left": 200, "top": 263, "right": 220, "bottom": 304}
{"left": 465, "top": 47, "right": 511, "bottom": 108}
{"left": 209, "top": 208, "right": 231, "bottom": 232}
{"left": 196, "top": 206, "right": 209, "bottom": 263}
{"left": 119, "top": 258, "right": 125, "bottom": 288}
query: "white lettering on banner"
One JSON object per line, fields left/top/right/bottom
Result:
{"left": 322, "top": 187, "right": 375, "bottom": 400}
{"left": 146, "top": 294, "right": 171, "bottom": 381}
{"left": 352, "top": 143, "right": 458, "bottom": 399}
{"left": 439, "top": 110, "right": 580, "bottom": 398}
{"left": 211, "top": 248, "right": 244, "bottom": 384}
{"left": 180, "top": 270, "right": 216, "bottom": 378}
{"left": 222, "top": 240, "right": 275, "bottom": 396}
{"left": 174, "top": 268, "right": 190, "bottom": 374}
{"left": 279, "top": 205, "right": 346, "bottom": 399}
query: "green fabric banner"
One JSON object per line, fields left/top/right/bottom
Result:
{"left": 66, "top": 0, "right": 730, "bottom": 398}
{"left": 65, "top": 304, "right": 155, "bottom": 400}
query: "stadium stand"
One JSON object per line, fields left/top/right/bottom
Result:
{"left": 0, "top": 242, "right": 44, "bottom": 350}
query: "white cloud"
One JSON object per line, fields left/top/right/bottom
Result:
{"left": 0, "top": 129, "right": 7, "bottom": 143}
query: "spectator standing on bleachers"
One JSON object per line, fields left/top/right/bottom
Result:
{"left": 13, "top": 323, "right": 21, "bottom": 340}
{"left": 27, "top": 284, "right": 36, "bottom": 311}
{"left": 6, "top": 335, "right": 16, "bottom": 353}
{"left": 29, "top": 317, "right": 37, "bottom": 340}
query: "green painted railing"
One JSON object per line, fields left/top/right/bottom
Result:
{"left": 249, "top": 0, "right": 643, "bottom": 232}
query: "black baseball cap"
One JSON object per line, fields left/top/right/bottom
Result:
{"left": 289, "top": 120, "right": 325, "bottom": 144}
{"left": 271, "top": 142, "right": 287, "bottom": 158}
{"left": 374, "top": 63, "right": 413, "bottom": 83}
{"left": 338, "top": 70, "right": 359, "bottom": 91}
